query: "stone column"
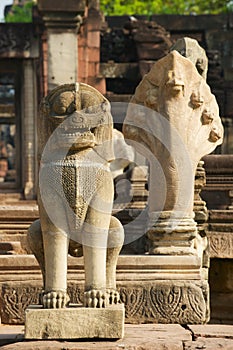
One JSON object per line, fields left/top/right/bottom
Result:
{"left": 123, "top": 39, "right": 223, "bottom": 323}
{"left": 37, "top": 0, "right": 86, "bottom": 92}
{"left": 22, "top": 60, "right": 38, "bottom": 199}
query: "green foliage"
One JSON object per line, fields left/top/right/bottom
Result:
{"left": 5, "top": 1, "right": 34, "bottom": 23}
{"left": 100, "top": 0, "right": 231, "bottom": 16}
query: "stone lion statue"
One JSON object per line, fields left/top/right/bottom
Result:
{"left": 28, "top": 82, "right": 124, "bottom": 309}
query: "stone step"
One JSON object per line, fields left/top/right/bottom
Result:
{"left": 1, "top": 324, "right": 233, "bottom": 350}
{"left": 0, "top": 324, "right": 190, "bottom": 349}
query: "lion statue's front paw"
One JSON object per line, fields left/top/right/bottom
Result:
{"left": 43, "top": 290, "right": 70, "bottom": 309}
{"left": 84, "top": 289, "right": 108, "bottom": 308}
{"left": 106, "top": 289, "right": 121, "bottom": 305}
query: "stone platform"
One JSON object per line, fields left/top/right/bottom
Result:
{"left": 25, "top": 304, "right": 124, "bottom": 339}
{"left": 0, "top": 254, "right": 208, "bottom": 325}
{"left": 1, "top": 324, "right": 233, "bottom": 349}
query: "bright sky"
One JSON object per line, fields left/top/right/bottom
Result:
{"left": 0, "top": 0, "right": 13, "bottom": 22}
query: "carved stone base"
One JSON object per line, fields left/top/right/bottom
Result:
{"left": 121, "top": 280, "right": 209, "bottom": 324}
{"left": 0, "top": 255, "right": 209, "bottom": 325}
{"left": 25, "top": 304, "right": 125, "bottom": 339}
{"left": 147, "top": 212, "right": 197, "bottom": 255}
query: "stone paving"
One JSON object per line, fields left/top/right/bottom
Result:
{"left": 0, "top": 324, "right": 233, "bottom": 350}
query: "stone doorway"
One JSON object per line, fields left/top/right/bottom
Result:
{"left": 0, "top": 60, "right": 22, "bottom": 191}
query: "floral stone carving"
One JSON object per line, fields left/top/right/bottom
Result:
{"left": 1, "top": 281, "right": 208, "bottom": 325}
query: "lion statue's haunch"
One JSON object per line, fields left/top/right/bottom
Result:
{"left": 28, "top": 82, "right": 124, "bottom": 309}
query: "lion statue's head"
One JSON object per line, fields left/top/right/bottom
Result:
{"left": 38, "top": 82, "right": 114, "bottom": 162}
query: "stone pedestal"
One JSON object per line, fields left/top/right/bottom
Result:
{"left": 25, "top": 304, "right": 124, "bottom": 339}
{"left": 147, "top": 211, "right": 197, "bottom": 256}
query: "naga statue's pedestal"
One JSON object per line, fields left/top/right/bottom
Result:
{"left": 25, "top": 304, "right": 124, "bottom": 339}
